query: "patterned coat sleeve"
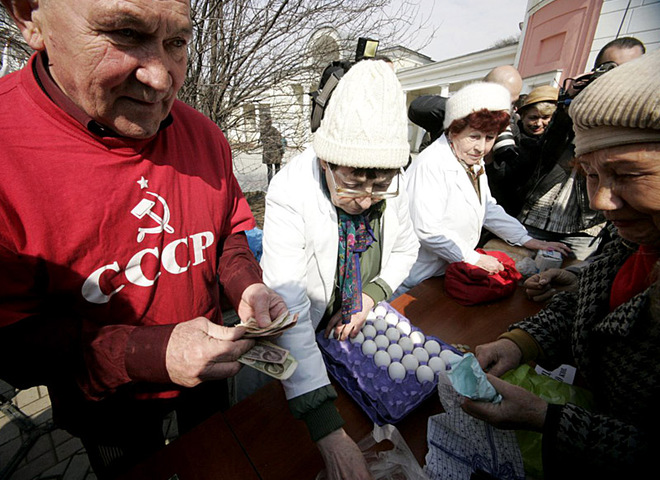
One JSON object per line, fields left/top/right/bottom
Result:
{"left": 507, "top": 238, "right": 657, "bottom": 476}
{"left": 509, "top": 291, "right": 577, "bottom": 369}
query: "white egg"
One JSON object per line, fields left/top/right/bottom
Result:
{"left": 410, "top": 330, "right": 425, "bottom": 346}
{"left": 373, "top": 350, "right": 391, "bottom": 368}
{"left": 416, "top": 365, "right": 435, "bottom": 383}
{"left": 428, "top": 356, "right": 446, "bottom": 373}
{"left": 361, "top": 339, "right": 377, "bottom": 356}
{"left": 401, "top": 353, "right": 419, "bottom": 371}
{"left": 424, "top": 340, "right": 441, "bottom": 356}
{"left": 374, "top": 305, "right": 388, "bottom": 318}
{"left": 327, "top": 328, "right": 337, "bottom": 340}
{"left": 413, "top": 347, "right": 430, "bottom": 363}
{"left": 396, "top": 321, "right": 412, "bottom": 336}
{"left": 374, "top": 318, "right": 388, "bottom": 333}
{"left": 439, "top": 349, "right": 463, "bottom": 366}
{"left": 366, "top": 310, "right": 377, "bottom": 321}
{"left": 362, "top": 324, "right": 377, "bottom": 339}
{"left": 374, "top": 334, "right": 390, "bottom": 350}
{"left": 398, "top": 336, "right": 414, "bottom": 353}
{"left": 385, "top": 327, "right": 401, "bottom": 342}
{"left": 386, "top": 343, "right": 404, "bottom": 361}
{"left": 384, "top": 312, "right": 399, "bottom": 326}
{"left": 349, "top": 331, "right": 364, "bottom": 345}
{"left": 388, "top": 361, "right": 406, "bottom": 380}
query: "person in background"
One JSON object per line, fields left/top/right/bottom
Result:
{"left": 484, "top": 65, "right": 523, "bottom": 105}
{"left": 0, "top": 0, "right": 286, "bottom": 478}
{"left": 408, "top": 94, "right": 447, "bottom": 152}
{"left": 491, "top": 86, "right": 561, "bottom": 217}
{"left": 261, "top": 60, "right": 419, "bottom": 480}
{"left": 401, "top": 82, "right": 569, "bottom": 291}
{"left": 409, "top": 65, "right": 522, "bottom": 156}
{"left": 482, "top": 65, "right": 525, "bottom": 217}
{"left": 593, "top": 36, "right": 645, "bottom": 69}
{"left": 463, "top": 49, "right": 660, "bottom": 478}
{"left": 409, "top": 65, "right": 523, "bottom": 194}
{"left": 517, "top": 86, "right": 557, "bottom": 138}
{"left": 261, "top": 114, "right": 285, "bottom": 185}
{"left": 516, "top": 82, "right": 606, "bottom": 261}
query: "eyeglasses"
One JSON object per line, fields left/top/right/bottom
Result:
{"left": 326, "top": 163, "right": 399, "bottom": 200}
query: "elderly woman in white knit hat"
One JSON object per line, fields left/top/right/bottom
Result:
{"left": 401, "top": 82, "right": 569, "bottom": 291}
{"left": 462, "top": 49, "right": 660, "bottom": 478}
{"left": 259, "top": 60, "right": 419, "bottom": 479}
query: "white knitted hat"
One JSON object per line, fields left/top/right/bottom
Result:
{"left": 313, "top": 60, "right": 409, "bottom": 169}
{"left": 443, "top": 82, "right": 511, "bottom": 130}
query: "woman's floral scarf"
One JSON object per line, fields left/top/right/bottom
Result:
{"left": 336, "top": 210, "right": 376, "bottom": 324}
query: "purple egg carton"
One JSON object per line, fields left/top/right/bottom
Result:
{"left": 317, "top": 301, "right": 462, "bottom": 425}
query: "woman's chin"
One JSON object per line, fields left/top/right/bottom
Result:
{"left": 616, "top": 224, "right": 660, "bottom": 247}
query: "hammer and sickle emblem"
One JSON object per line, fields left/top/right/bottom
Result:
{"left": 131, "top": 192, "right": 175, "bottom": 242}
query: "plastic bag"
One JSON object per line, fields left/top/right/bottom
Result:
{"left": 316, "top": 424, "right": 429, "bottom": 480}
{"left": 245, "top": 227, "right": 263, "bottom": 261}
{"left": 501, "top": 364, "right": 594, "bottom": 479}
{"left": 516, "top": 256, "right": 539, "bottom": 278}
{"left": 430, "top": 374, "right": 525, "bottom": 480}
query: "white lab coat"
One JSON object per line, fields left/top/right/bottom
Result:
{"left": 402, "top": 135, "right": 531, "bottom": 290}
{"left": 261, "top": 147, "right": 419, "bottom": 399}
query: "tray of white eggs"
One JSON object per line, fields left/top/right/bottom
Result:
{"left": 316, "top": 301, "right": 463, "bottom": 425}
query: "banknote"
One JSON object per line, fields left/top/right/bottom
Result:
{"left": 238, "top": 352, "right": 298, "bottom": 380}
{"left": 240, "top": 340, "right": 289, "bottom": 365}
{"left": 238, "top": 311, "right": 299, "bottom": 338}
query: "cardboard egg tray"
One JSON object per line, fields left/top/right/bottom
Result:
{"left": 316, "top": 301, "right": 462, "bottom": 425}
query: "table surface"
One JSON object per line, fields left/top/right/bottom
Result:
{"left": 122, "top": 277, "right": 543, "bottom": 480}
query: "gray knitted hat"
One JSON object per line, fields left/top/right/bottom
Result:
{"left": 313, "top": 60, "right": 409, "bottom": 169}
{"left": 569, "top": 48, "right": 660, "bottom": 156}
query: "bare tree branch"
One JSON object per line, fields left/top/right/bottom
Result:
{"left": 1, "top": 1, "right": 435, "bottom": 162}
{"left": 179, "top": 0, "right": 433, "bottom": 158}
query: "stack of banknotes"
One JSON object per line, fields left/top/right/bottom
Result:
{"left": 237, "top": 312, "right": 299, "bottom": 380}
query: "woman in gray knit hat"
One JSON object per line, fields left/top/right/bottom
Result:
{"left": 461, "top": 49, "right": 660, "bottom": 478}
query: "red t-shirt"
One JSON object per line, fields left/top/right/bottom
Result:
{"left": 0, "top": 54, "right": 260, "bottom": 401}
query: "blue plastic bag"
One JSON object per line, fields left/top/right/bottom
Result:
{"left": 245, "top": 227, "right": 263, "bottom": 262}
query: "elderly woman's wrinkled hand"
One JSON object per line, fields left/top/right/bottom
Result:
{"left": 525, "top": 268, "right": 578, "bottom": 302}
{"left": 474, "top": 339, "right": 522, "bottom": 377}
{"left": 461, "top": 374, "right": 548, "bottom": 432}
{"left": 317, "top": 429, "right": 374, "bottom": 480}
{"left": 325, "top": 294, "right": 375, "bottom": 341}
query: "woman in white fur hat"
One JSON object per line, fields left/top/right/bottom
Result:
{"left": 401, "top": 82, "right": 569, "bottom": 291}
{"left": 260, "top": 60, "right": 419, "bottom": 480}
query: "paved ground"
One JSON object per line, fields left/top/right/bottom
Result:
{"left": 0, "top": 152, "right": 276, "bottom": 479}
{"left": 1, "top": 381, "right": 95, "bottom": 480}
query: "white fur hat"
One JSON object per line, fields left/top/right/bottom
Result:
{"left": 313, "top": 60, "right": 409, "bottom": 169}
{"left": 443, "top": 82, "right": 511, "bottom": 130}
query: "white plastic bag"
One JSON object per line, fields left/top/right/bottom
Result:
{"left": 424, "top": 374, "right": 525, "bottom": 480}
